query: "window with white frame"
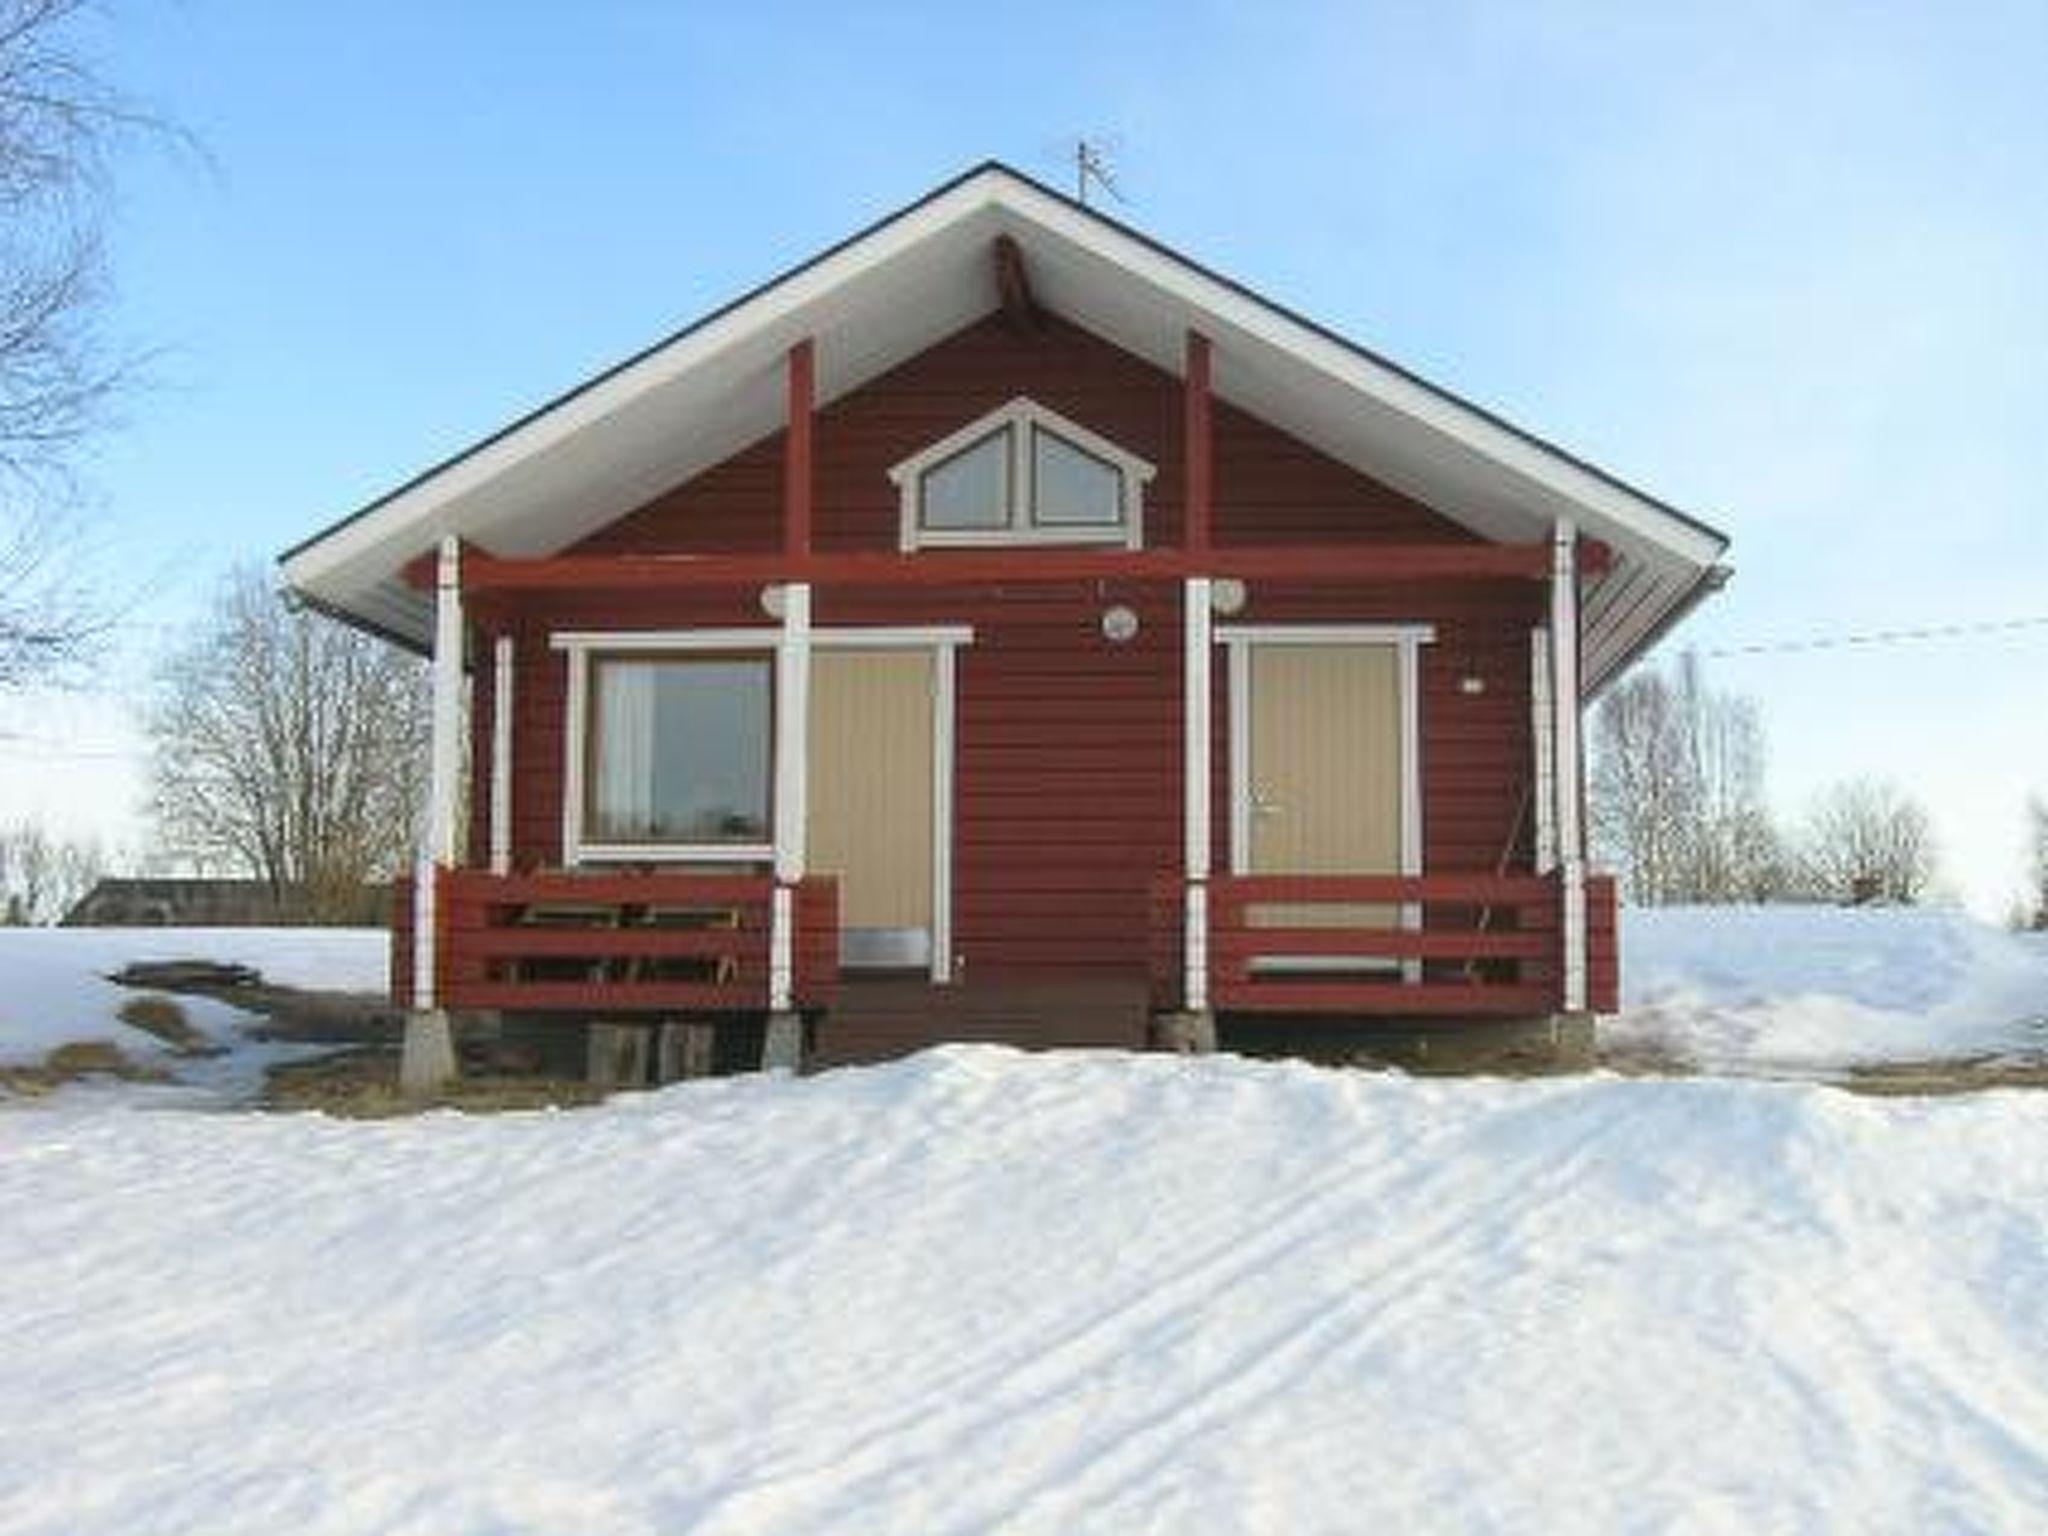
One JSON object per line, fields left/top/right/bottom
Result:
{"left": 890, "top": 398, "right": 1154, "bottom": 549}
{"left": 582, "top": 653, "right": 772, "bottom": 852}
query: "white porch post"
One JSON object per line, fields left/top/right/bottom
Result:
{"left": 488, "top": 632, "right": 514, "bottom": 877}
{"left": 403, "top": 534, "right": 465, "bottom": 1093}
{"left": 767, "top": 581, "right": 812, "bottom": 1044}
{"left": 1549, "top": 522, "right": 1588, "bottom": 1012}
{"left": 1530, "top": 625, "right": 1557, "bottom": 873}
{"left": 1183, "top": 576, "right": 1213, "bottom": 1019}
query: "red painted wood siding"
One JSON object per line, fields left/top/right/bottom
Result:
{"left": 483, "top": 313, "right": 1541, "bottom": 979}
{"left": 571, "top": 315, "right": 1473, "bottom": 558}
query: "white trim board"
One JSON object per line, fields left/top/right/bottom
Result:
{"left": 1216, "top": 622, "right": 1436, "bottom": 648}
{"left": 888, "top": 395, "right": 1154, "bottom": 552}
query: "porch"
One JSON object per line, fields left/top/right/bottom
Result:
{"left": 393, "top": 869, "right": 842, "bottom": 1014}
{"left": 390, "top": 863, "right": 1615, "bottom": 1070}
{"left": 1151, "top": 871, "right": 1618, "bottom": 1019}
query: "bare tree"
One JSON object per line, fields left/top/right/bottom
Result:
{"left": 0, "top": 0, "right": 172, "bottom": 685}
{"left": 0, "top": 816, "right": 102, "bottom": 922}
{"left": 1590, "top": 653, "right": 1784, "bottom": 904}
{"left": 148, "top": 567, "right": 429, "bottom": 922}
{"left": 1797, "top": 777, "right": 1938, "bottom": 905}
{"left": 2025, "top": 794, "right": 2048, "bottom": 930}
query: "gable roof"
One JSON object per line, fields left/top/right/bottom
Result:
{"left": 279, "top": 160, "right": 1729, "bottom": 690}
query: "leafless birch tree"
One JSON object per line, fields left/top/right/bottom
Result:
{"left": 0, "top": 817, "right": 101, "bottom": 921}
{"left": 1589, "top": 653, "right": 1785, "bottom": 904}
{"left": 1797, "top": 777, "right": 1937, "bottom": 905}
{"left": 148, "top": 568, "right": 429, "bottom": 921}
{"left": 2023, "top": 794, "right": 2047, "bottom": 930}
{"left": 0, "top": 0, "right": 173, "bottom": 686}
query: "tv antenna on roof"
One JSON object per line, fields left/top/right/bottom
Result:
{"left": 1073, "top": 137, "right": 1125, "bottom": 207}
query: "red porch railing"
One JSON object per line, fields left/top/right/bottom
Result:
{"left": 392, "top": 870, "right": 839, "bottom": 1013}
{"left": 1152, "top": 872, "right": 1617, "bottom": 1018}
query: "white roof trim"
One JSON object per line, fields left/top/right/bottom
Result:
{"left": 886, "top": 394, "right": 1156, "bottom": 490}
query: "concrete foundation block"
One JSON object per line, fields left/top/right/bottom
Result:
{"left": 399, "top": 1009, "right": 460, "bottom": 1097}
{"left": 655, "top": 1021, "right": 718, "bottom": 1083}
{"left": 1152, "top": 1010, "right": 1218, "bottom": 1054}
{"left": 762, "top": 1011, "right": 805, "bottom": 1072}
{"left": 587, "top": 1022, "right": 651, "bottom": 1088}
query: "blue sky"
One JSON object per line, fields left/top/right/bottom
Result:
{"left": 3, "top": 0, "right": 2044, "bottom": 910}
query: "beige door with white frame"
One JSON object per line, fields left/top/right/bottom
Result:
{"left": 1242, "top": 642, "right": 1406, "bottom": 934}
{"left": 807, "top": 648, "right": 936, "bottom": 968}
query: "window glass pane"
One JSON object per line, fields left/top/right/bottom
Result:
{"left": 588, "top": 657, "right": 770, "bottom": 844}
{"left": 918, "top": 429, "right": 1010, "bottom": 530}
{"left": 1030, "top": 426, "right": 1123, "bottom": 526}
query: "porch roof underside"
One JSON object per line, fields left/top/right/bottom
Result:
{"left": 280, "top": 163, "right": 1729, "bottom": 693}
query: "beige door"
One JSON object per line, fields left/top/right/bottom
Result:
{"left": 1243, "top": 642, "right": 1406, "bottom": 935}
{"left": 808, "top": 649, "right": 936, "bottom": 967}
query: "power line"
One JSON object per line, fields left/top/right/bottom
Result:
{"left": 1700, "top": 612, "right": 2048, "bottom": 659}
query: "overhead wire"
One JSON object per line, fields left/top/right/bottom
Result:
{"left": 1698, "top": 612, "right": 2048, "bottom": 659}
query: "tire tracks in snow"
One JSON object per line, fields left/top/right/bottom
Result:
{"left": 989, "top": 1086, "right": 1651, "bottom": 1531}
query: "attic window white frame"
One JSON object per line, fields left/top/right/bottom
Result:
{"left": 888, "top": 396, "right": 1155, "bottom": 551}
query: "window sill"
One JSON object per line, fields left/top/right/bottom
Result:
{"left": 905, "top": 525, "right": 1138, "bottom": 551}
{"left": 569, "top": 843, "right": 775, "bottom": 866}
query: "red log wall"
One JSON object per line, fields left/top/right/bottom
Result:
{"left": 471, "top": 315, "right": 1542, "bottom": 981}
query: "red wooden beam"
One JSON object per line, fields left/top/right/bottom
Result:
{"left": 406, "top": 534, "right": 1607, "bottom": 590}
{"left": 443, "top": 541, "right": 1554, "bottom": 593}
{"left": 1208, "top": 981, "right": 1556, "bottom": 1016}
{"left": 1184, "top": 330, "right": 1212, "bottom": 552}
{"left": 993, "top": 235, "right": 1039, "bottom": 330}
{"left": 784, "top": 338, "right": 814, "bottom": 557}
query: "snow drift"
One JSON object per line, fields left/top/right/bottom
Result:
{"left": 3, "top": 1049, "right": 2047, "bottom": 1533}
{"left": 1614, "top": 904, "right": 2048, "bottom": 1070}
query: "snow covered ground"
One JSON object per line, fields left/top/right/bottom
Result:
{"left": 0, "top": 926, "right": 387, "bottom": 1069}
{"left": 1615, "top": 905, "right": 2048, "bottom": 1072}
{"left": 1, "top": 915, "right": 2046, "bottom": 1529}
{"left": 3, "top": 1049, "right": 2047, "bottom": 1533}
{"left": 6, "top": 907, "right": 2045, "bottom": 1087}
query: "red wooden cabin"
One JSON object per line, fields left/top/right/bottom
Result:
{"left": 280, "top": 164, "right": 1729, "bottom": 1083}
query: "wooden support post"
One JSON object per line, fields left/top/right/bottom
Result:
{"left": 1530, "top": 625, "right": 1557, "bottom": 874}
{"left": 993, "top": 234, "right": 1039, "bottom": 329}
{"left": 1184, "top": 331, "right": 1213, "bottom": 553}
{"left": 773, "top": 337, "right": 816, "bottom": 1053}
{"left": 1183, "top": 576, "right": 1213, "bottom": 1024}
{"left": 785, "top": 339, "right": 814, "bottom": 557}
{"left": 404, "top": 534, "right": 465, "bottom": 1095}
{"left": 425, "top": 535, "right": 465, "bottom": 873}
{"left": 489, "top": 632, "right": 514, "bottom": 876}
{"left": 1549, "top": 522, "right": 1588, "bottom": 1013}
{"left": 769, "top": 582, "right": 812, "bottom": 1021}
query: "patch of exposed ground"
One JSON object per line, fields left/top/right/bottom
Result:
{"left": 0, "top": 1041, "right": 173, "bottom": 1096}
{"left": 106, "top": 959, "right": 404, "bottom": 1047}
{"left": 114, "top": 994, "right": 223, "bottom": 1056}
{"left": 262, "top": 1047, "right": 605, "bottom": 1117}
